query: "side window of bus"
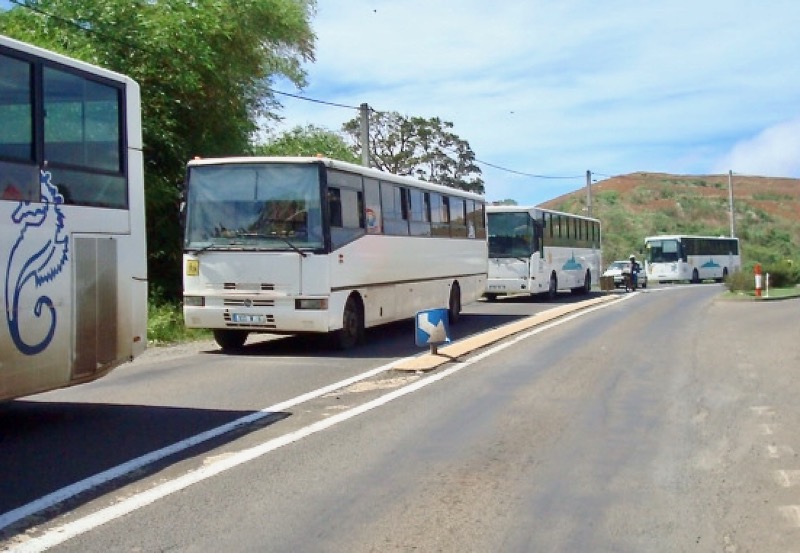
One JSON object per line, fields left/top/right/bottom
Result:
{"left": 408, "top": 188, "right": 431, "bottom": 236}
{"left": 0, "top": 54, "right": 39, "bottom": 202}
{"left": 381, "top": 182, "right": 408, "bottom": 235}
{"left": 329, "top": 186, "right": 365, "bottom": 249}
{"left": 450, "top": 197, "right": 467, "bottom": 237}
{"left": 44, "top": 66, "right": 127, "bottom": 209}
{"left": 466, "top": 200, "right": 486, "bottom": 239}
{"left": 430, "top": 193, "right": 449, "bottom": 236}
{"left": 364, "top": 177, "right": 381, "bottom": 234}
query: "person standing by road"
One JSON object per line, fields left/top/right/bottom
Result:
{"left": 626, "top": 254, "right": 641, "bottom": 292}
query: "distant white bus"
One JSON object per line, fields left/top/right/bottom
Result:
{"left": 485, "top": 205, "right": 601, "bottom": 300}
{"left": 182, "top": 157, "right": 488, "bottom": 350}
{"left": 1, "top": 36, "right": 147, "bottom": 401}
{"left": 643, "top": 234, "right": 741, "bottom": 283}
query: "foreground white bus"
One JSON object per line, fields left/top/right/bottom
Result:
{"left": 0, "top": 36, "right": 147, "bottom": 401}
{"left": 182, "top": 157, "right": 487, "bottom": 350}
{"left": 485, "top": 205, "right": 601, "bottom": 300}
{"left": 644, "top": 234, "right": 741, "bottom": 283}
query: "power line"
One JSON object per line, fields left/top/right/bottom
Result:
{"left": 7, "top": 0, "right": 595, "bottom": 181}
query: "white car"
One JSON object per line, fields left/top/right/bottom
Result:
{"left": 602, "top": 260, "right": 647, "bottom": 289}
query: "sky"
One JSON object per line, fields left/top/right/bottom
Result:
{"left": 269, "top": 0, "right": 800, "bottom": 205}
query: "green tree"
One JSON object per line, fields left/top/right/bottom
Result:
{"left": 342, "top": 111, "right": 484, "bottom": 193}
{"left": 256, "top": 125, "right": 358, "bottom": 162}
{"left": 0, "top": 0, "right": 316, "bottom": 298}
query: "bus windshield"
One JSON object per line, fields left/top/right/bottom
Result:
{"left": 487, "top": 212, "right": 535, "bottom": 257}
{"left": 184, "top": 163, "right": 324, "bottom": 251}
{"left": 646, "top": 239, "right": 681, "bottom": 263}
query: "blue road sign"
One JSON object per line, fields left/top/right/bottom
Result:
{"left": 415, "top": 308, "right": 451, "bottom": 347}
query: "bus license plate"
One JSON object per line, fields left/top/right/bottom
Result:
{"left": 232, "top": 313, "right": 266, "bottom": 324}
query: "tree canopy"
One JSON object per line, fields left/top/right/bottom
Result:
{"left": 342, "top": 110, "right": 484, "bottom": 194}
{"left": 256, "top": 125, "right": 358, "bottom": 163}
{"left": 0, "top": 0, "right": 316, "bottom": 297}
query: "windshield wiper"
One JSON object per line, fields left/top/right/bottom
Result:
{"left": 190, "top": 242, "right": 217, "bottom": 255}
{"left": 235, "top": 232, "right": 308, "bottom": 258}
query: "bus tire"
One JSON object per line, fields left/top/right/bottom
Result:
{"left": 448, "top": 282, "right": 462, "bottom": 325}
{"left": 691, "top": 268, "right": 700, "bottom": 284}
{"left": 213, "top": 329, "right": 248, "bottom": 351}
{"left": 333, "top": 295, "right": 364, "bottom": 350}
{"left": 717, "top": 267, "right": 728, "bottom": 283}
{"left": 485, "top": 293, "right": 498, "bottom": 302}
{"left": 572, "top": 270, "right": 591, "bottom": 295}
{"left": 547, "top": 273, "right": 558, "bottom": 300}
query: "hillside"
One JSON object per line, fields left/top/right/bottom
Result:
{"left": 539, "top": 172, "right": 800, "bottom": 268}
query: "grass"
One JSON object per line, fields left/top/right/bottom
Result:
{"left": 721, "top": 286, "right": 800, "bottom": 301}
{"left": 148, "top": 299, "right": 211, "bottom": 346}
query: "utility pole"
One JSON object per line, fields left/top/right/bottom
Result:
{"left": 586, "top": 170, "right": 592, "bottom": 217}
{"left": 728, "top": 170, "right": 736, "bottom": 237}
{"left": 359, "top": 103, "right": 370, "bottom": 168}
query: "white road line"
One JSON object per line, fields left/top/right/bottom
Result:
{"left": 0, "top": 360, "right": 401, "bottom": 533}
{"left": 774, "top": 470, "right": 800, "bottom": 488}
{"left": 8, "top": 297, "right": 622, "bottom": 552}
{"left": 778, "top": 506, "right": 800, "bottom": 527}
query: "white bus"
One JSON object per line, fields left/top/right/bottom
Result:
{"left": 644, "top": 234, "right": 741, "bottom": 283}
{"left": 182, "top": 157, "right": 487, "bottom": 350}
{"left": 0, "top": 36, "right": 147, "bottom": 401}
{"left": 485, "top": 205, "right": 601, "bottom": 300}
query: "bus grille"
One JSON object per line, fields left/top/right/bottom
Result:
{"left": 223, "top": 298, "right": 275, "bottom": 307}
{"left": 222, "top": 283, "right": 275, "bottom": 291}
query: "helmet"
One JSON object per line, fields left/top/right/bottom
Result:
{"left": 629, "top": 254, "right": 635, "bottom": 260}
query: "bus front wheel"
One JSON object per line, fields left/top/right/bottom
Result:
{"left": 213, "top": 329, "right": 248, "bottom": 351}
{"left": 333, "top": 295, "right": 364, "bottom": 350}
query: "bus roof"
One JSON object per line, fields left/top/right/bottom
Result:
{"left": 486, "top": 204, "right": 600, "bottom": 223}
{"left": 0, "top": 34, "right": 138, "bottom": 88}
{"left": 644, "top": 234, "right": 739, "bottom": 242}
{"left": 186, "top": 156, "right": 486, "bottom": 202}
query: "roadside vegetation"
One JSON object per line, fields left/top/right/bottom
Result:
{"left": 544, "top": 173, "right": 800, "bottom": 278}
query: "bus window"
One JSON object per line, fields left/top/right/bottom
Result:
{"left": 409, "top": 188, "right": 431, "bottom": 236}
{"left": 43, "top": 67, "right": 127, "bottom": 208}
{"left": 381, "top": 181, "right": 408, "bottom": 235}
{"left": 0, "top": 54, "right": 34, "bottom": 163}
{"left": 363, "top": 177, "right": 381, "bottom": 234}
{"left": 450, "top": 197, "right": 467, "bottom": 237}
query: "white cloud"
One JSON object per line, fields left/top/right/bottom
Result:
{"left": 271, "top": 0, "right": 800, "bottom": 204}
{"left": 712, "top": 117, "right": 800, "bottom": 177}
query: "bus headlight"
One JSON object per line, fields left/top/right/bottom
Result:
{"left": 295, "top": 298, "right": 328, "bottom": 310}
{"left": 184, "top": 296, "right": 205, "bottom": 307}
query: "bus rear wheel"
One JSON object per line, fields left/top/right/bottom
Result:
{"left": 333, "top": 295, "right": 364, "bottom": 350}
{"left": 572, "top": 270, "right": 591, "bottom": 295}
{"left": 547, "top": 274, "right": 558, "bottom": 300}
{"left": 691, "top": 268, "right": 700, "bottom": 284}
{"left": 213, "top": 329, "right": 248, "bottom": 351}
{"left": 448, "top": 283, "right": 462, "bottom": 325}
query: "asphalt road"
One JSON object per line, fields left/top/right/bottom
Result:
{"left": 3, "top": 284, "right": 799, "bottom": 552}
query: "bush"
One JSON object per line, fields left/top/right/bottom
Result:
{"left": 761, "top": 262, "right": 800, "bottom": 288}
{"left": 148, "top": 299, "right": 210, "bottom": 346}
{"left": 726, "top": 262, "right": 800, "bottom": 292}
{"left": 725, "top": 270, "right": 753, "bottom": 292}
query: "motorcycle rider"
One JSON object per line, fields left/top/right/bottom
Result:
{"left": 626, "top": 254, "right": 641, "bottom": 291}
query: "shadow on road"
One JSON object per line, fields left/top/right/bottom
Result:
{"left": 201, "top": 291, "right": 607, "bottom": 360}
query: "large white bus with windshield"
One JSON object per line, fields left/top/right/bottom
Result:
{"left": 182, "top": 156, "right": 487, "bottom": 350}
{"left": 485, "top": 205, "right": 601, "bottom": 300}
{"left": 643, "top": 234, "right": 741, "bottom": 283}
{"left": 0, "top": 36, "right": 147, "bottom": 401}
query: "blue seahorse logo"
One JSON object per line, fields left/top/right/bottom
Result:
{"left": 5, "top": 171, "right": 69, "bottom": 355}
